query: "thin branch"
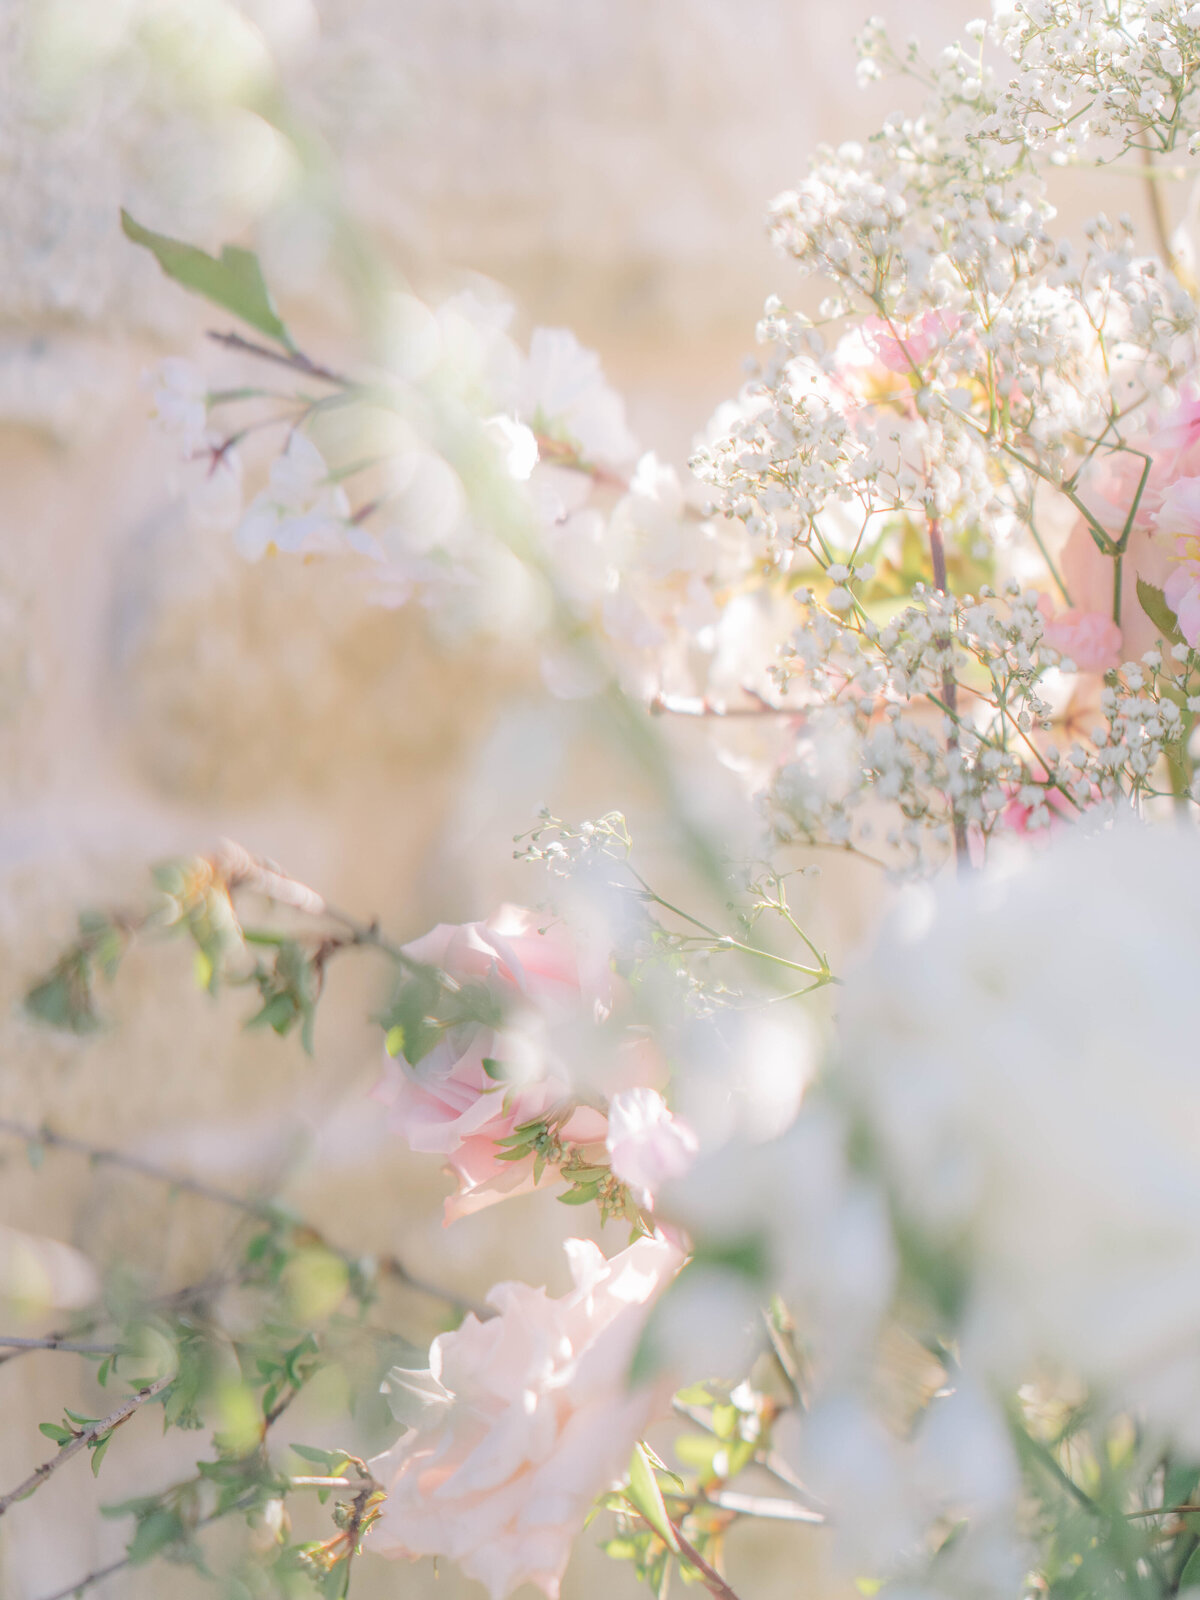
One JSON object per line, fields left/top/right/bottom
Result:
{"left": 0, "top": 1337, "right": 117, "bottom": 1355}
{"left": 705, "top": 1488, "right": 825, "bottom": 1524}
{"left": 0, "top": 1375, "right": 172, "bottom": 1518}
{"left": 205, "top": 330, "right": 353, "bottom": 388}
{"left": 0, "top": 1116, "right": 285, "bottom": 1221}
{"left": 0, "top": 1118, "right": 490, "bottom": 1322}
{"left": 1142, "top": 144, "right": 1178, "bottom": 272}
{"left": 288, "top": 1474, "right": 383, "bottom": 1493}
{"left": 35, "top": 1490, "right": 260, "bottom": 1600}
{"left": 36, "top": 1551, "right": 129, "bottom": 1600}
{"left": 668, "top": 1518, "right": 745, "bottom": 1600}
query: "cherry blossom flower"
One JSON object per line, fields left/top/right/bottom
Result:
{"left": 146, "top": 358, "right": 209, "bottom": 453}
{"left": 370, "top": 1233, "right": 684, "bottom": 1600}
{"left": 234, "top": 432, "right": 379, "bottom": 562}
{"left": 515, "top": 327, "right": 638, "bottom": 469}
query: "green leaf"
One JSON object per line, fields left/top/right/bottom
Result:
{"left": 1180, "top": 1545, "right": 1200, "bottom": 1590}
{"left": 558, "top": 1180, "right": 602, "bottom": 1204}
{"left": 627, "top": 1442, "right": 680, "bottom": 1553}
{"left": 246, "top": 992, "right": 297, "bottom": 1034}
{"left": 120, "top": 211, "right": 293, "bottom": 350}
{"left": 38, "top": 1422, "right": 73, "bottom": 1445}
{"left": 481, "top": 1057, "right": 508, "bottom": 1081}
{"left": 126, "top": 1507, "right": 186, "bottom": 1566}
{"left": 1166, "top": 1463, "right": 1200, "bottom": 1511}
{"left": 25, "top": 967, "right": 101, "bottom": 1034}
{"left": 90, "top": 1431, "right": 114, "bottom": 1477}
{"left": 1137, "top": 578, "right": 1184, "bottom": 645}
{"left": 291, "top": 1444, "right": 350, "bottom": 1471}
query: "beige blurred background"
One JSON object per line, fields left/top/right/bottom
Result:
{"left": 0, "top": 2, "right": 985, "bottom": 1596}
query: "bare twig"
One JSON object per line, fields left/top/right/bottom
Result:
{"left": 0, "top": 1336, "right": 117, "bottom": 1355}
{"left": 0, "top": 1116, "right": 285, "bottom": 1221}
{"left": 36, "top": 1551, "right": 130, "bottom": 1600}
{"left": 668, "top": 1518, "right": 745, "bottom": 1600}
{"left": 206, "top": 330, "right": 353, "bottom": 388}
{"left": 928, "top": 516, "right": 970, "bottom": 870}
{"left": 35, "top": 1489, "right": 261, "bottom": 1600}
{"left": 705, "top": 1488, "right": 825, "bottom": 1524}
{"left": 0, "top": 1118, "right": 490, "bottom": 1321}
{"left": 1142, "top": 144, "right": 1177, "bottom": 273}
{"left": 0, "top": 1375, "right": 173, "bottom": 1518}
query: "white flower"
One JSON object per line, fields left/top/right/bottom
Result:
{"left": 484, "top": 414, "right": 539, "bottom": 481}
{"left": 234, "top": 433, "right": 372, "bottom": 562}
{"left": 146, "top": 358, "right": 208, "bottom": 452}
{"left": 517, "top": 328, "right": 638, "bottom": 468}
{"left": 839, "top": 822, "right": 1200, "bottom": 1451}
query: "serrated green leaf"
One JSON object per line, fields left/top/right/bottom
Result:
{"left": 121, "top": 212, "right": 293, "bottom": 350}
{"left": 627, "top": 1443, "right": 680, "bottom": 1552}
{"left": 1137, "top": 577, "right": 1184, "bottom": 646}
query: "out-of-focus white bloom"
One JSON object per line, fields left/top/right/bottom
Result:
{"left": 235, "top": 432, "right": 376, "bottom": 561}
{"left": 147, "top": 358, "right": 208, "bottom": 452}
{"left": 647, "top": 1262, "right": 765, "bottom": 1390}
{"left": 840, "top": 822, "right": 1200, "bottom": 1450}
{"left": 0, "top": 1224, "right": 98, "bottom": 1317}
{"left": 605, "top": 1087, "right": 698, "bottom": 1206}
{"left": 788, "top": 1392, "right": 922, "bottom": 1571}
{"left": 664, "top": 1103, "right": 895, "bottom": 1382}
{"left": 517, "top": 328, "right": 638, "bottom": 468}
{"left": 485, "top": 415, "right": 539, "bottom": 481}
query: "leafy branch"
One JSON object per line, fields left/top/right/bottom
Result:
{"left": 0, "top": 1375, "right": 173, "bottom": 1518}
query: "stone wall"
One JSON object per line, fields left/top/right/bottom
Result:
{"left": 0, "top": 3, "right": 976, "bottom": 1595}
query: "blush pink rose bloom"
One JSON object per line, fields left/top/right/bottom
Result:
{"left": 1163, "top": 548, "right": 1200, "bottom": 646}
{"left": 1059, "top": 394, "right": 1200, "bottom": 656}
{"left": 372, "top": 906, "right": 655, "bottom": 1220}
{"left": 369, "top": 1233, "right": 684, "bottom": 1600}
{"left": 862, "top": 309, "right": 957, "bottom": 373}
{"left": 605, "top": 1088, "right": 698, "bottom": 1209}
{"left": 1037, "top": 601, "right": 1123, "bottom": 674}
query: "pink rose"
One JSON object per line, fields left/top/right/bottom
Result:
{"left": 372, "top": 906, "right": 651, "bottom": 1220}
{"left": 1038, "top": 604, "right": 1123, "bottom": 674}
{"left": 605, "top": 1088, "right": 698, "bottom": 1209}
{"left": 1059, "top": 392, "right": 1200, "bottom": 656}
{"left": 1164, "top": 549, "right": 1200, "bottom": 646}
{"left": 369, "top": 1233, "right": 684, "bottom": 1600}
{"left": 998, "top": 782, "right": 1082, "bottom": 839}
{"left": 862, "top": 309, "right": 956, "bottom": 374}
